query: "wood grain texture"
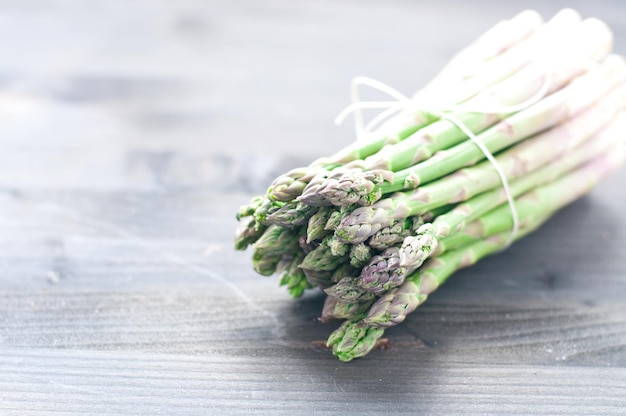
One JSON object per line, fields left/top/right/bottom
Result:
{"left": 1, "top": 0, "right": 626, "bottom": 414}
{"left": 2, "top": 349, "right": 626, "bottom": 415}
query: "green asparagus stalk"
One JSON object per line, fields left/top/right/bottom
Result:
{"left": 323, "top": 228, "right": 538, "bottom": 359}
{"left": 266, "top": 167, "right": 326, "bottom": 203}
{"left": 325, "top": 277, "right": 377, "bottom": 303}
{"left": 234, "top": 216, "right": 267, "bottom": 250}
{"left": 252, "top": 251, "right": 282, "bottom": 276}
{"left": 236, "top": 195, "right": 266, "bottom": 221}
{"left": 368, "top": 216, "right": 424, "bottom": 251}
{"left": 365, "top": 232, "right": 438, "bottom": 294}
{"left": 233, "top": 196, "right": 275, "bottom": 250}
{"left": 277, "top": 254, "right": 312, "bottom": 298}
{"left": 252, "top": 224, "right": 303, "bottom": 257}
{"left": 332, "top": 264, "right": 359, "bottom": 283}
{"left": 326, "top": 235, "right": 349, "bottom": 257}
{"left": 324, "top": 204, "right": 357, "bottom": 231}
{"left": 334, "top": 73, "right": 626, "bottom": 244}
{"left": 265, "top": 201, "right": 318, "bottom": 227}
{"left": 349, "top": 243, "right": 373, "bottom": 268}
{"left": 366, "top": 234, "right": 513, "bottom": 327}
{"left": 306, "top": 207, "right": 333, "bottom": 243}
{"left": 299, "top": 239, "right": 348, "bottom": 272}
{"left": 302, "top": 268, "right": 334, "bottom": 289}
{"left": 253, "top": 197, "right": 286, "bottom": 225}
{"left": 266, "top": 123, "right": 435, "bottom": 204}
{"left": 327, "top": 320, "right": 386, "bottom": 362}
{"left": 367, "top": 205, "right": 450, "bottom": 250}
{"left": 320, "top": 295, "right": 375, "bottom": 323}
{"left": 358, "top": 247, "right": 404, "bottom": 295}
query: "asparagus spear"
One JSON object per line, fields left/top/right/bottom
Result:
{"left": 349, "top": 243, "right": 373, "bottom": 268}
{"left": 253, "top": 197, "right": 286, "bottom": 225}
{"left": 367, "top": 235, "right": 513, "bottom": 327}
{"left": 306, "top": 207, "right": 333, "bottom": 243}
{"left": 234, "top": 196, "right": 269, "bottom": 250}
{"left": 236, "top": 195, "right": 265, "bottom": 220}
{"left": 252, "top": 251, "right": 282, "bottom": 276}
{"left": 277, "top": 254, "right": 313, "bottom": 298}
{"left": 324, "top": 204, "right": 357, "bottom": 231}
{"left": 367, "top": 205, "right": 450, "bottom": 250}
{"left": 266, "top": 121, "right": 436, "bottom": 204}
{"left": 299, "top": 239, "right": 348, "bottom": 272}
{"left": 327, "top": 320, "right": 385, "bottom": 362}
{"left": 325, "top": 277, "right": 377, "bottom": 303}
{"left": 320, "top": 295, "right": 375, "bottom": 323}
{"left": 358, "top": 247, "right": 405, "bottom": 295}
{"left": 253, "top": 224, "right": 303, "bottom": 257}
{"left": 368, "top": 216, "right": 424, "bottom": 251}
{"left": 305, "top": 234, "right": 371, "bottom": 271}
{"left": 234, "top": 216, "right": 267, "bottom": 251}
{"left": 265, "top": 201, "right": 318, "bottom": 227}
{"left": 302, "top": 269, "right": 334, "bottom": 289}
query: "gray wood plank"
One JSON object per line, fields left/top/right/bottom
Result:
{"left": 2, "top": 349, "right": 625, "bottom": 415}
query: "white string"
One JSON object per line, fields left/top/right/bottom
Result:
{"left": 333, "top": 71, "right": 553, "bottom": 247}
{"left": 335, "top": 76, "right": 413, "bottom": 140}
{"left": 441, "top": 113, "right": 520, "bottom": 247}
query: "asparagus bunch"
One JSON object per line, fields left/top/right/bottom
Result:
{"left": 233, "top": 9, "right": 626, "bottom": 361}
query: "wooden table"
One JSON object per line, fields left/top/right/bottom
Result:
{"left": 1, "top": 1, "right": 625, "bottom": 414}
